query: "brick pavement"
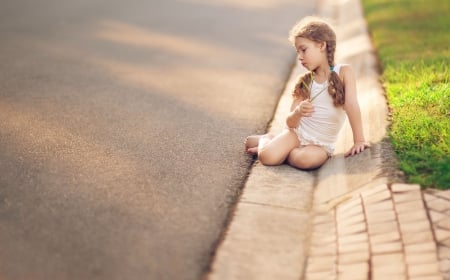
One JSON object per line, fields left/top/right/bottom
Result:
{"left": 425, "top": 189, "right": 450, "bottom": 278}
{"left": 306, "top": 184, "right": 449, "bottom": 280}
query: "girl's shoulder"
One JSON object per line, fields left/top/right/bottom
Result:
{"left": 333, "top": 64, "right": 350, "bottom": 75}
{"left": 334, "top": 64, "right": 354, "bottom": 83}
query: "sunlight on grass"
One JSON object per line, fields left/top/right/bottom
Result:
{"left": 362, "top": 0, "right": 450, "bottom": 189}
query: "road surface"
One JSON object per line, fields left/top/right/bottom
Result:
{"left": 0, "top": 0, "right": 314, "bottom": 279}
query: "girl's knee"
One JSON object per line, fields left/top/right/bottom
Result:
{"left": 258, "top": 149, "right": 283, "bottom": 166}
{"left": 288, "top": 154, "right": 314, "bottom": 169}
{"left": 288, "top": 148, "right": 328, "bottom": 170}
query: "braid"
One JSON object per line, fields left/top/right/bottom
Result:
{"left": 326, "top": 40, "right": 345, "bottom": 106}
{"left": 292, "top": 72, "right": 313, "bottom": 100}
{"left": 329, "top": 71, "right": 345, "bottom": 106}
{"left": 326, "top": 41, "right": 335, "bottom": 67}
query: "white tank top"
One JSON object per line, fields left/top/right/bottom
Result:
{"left": 297, "top": 64, "right": 346, "bottom": 154}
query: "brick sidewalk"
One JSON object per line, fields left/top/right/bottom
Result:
{"left": 306, "top": 184, "right": 450, "bottom": 279}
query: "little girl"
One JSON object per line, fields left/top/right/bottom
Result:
{"left": 245, "top": 16, "right": 369, "bottom": 170}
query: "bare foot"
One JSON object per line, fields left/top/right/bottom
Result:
{"left": 246, "top": 147, "right": 258, "bottom": 155}
{"left": 244, "top": 135, "right": 262, "bottom": 152}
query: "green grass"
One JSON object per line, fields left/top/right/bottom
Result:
{"left": 361, "top": 0, "right": 450, "bottom": 189}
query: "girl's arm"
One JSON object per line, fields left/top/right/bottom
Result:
{"left": 286, "top": 98, "right": 314, "bottom": 128}
{"left": 341, "top": 65, "right": 370, "bottom": 156}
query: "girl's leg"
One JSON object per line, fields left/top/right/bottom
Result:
{"left": 287, "top": 145, "right": 329, "bottom": 170}
{"left": 257, "top": 129, "right": 300, "bottom": 166}
{"left": 244, "top": 133, "right": 275, "bottom": 155}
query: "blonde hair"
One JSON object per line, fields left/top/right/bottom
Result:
{"left": 289, "top": 17, "right": 345, "bottom": 106}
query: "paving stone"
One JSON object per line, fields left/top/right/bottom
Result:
{"left": 440, "top": 258, "right": 450, "bottom": 274}
{"left": 337, "top": 274, "right": 368, "bottom": 280}
{"left": 309, "top": 244, "right": 336, "bottom": 256}
{"left": 395, "top": 199, "right": 425, "bottom": 213}
{"left": 306, "top": 255, "right": 336, "bottom": 266}
{"left": 360, "top": 184, "right": 389, "bottom": 198}
{"left": 405, "top": 252, "right": 439, "bottom": 264}
{"left": 337, "top": 197, "right": 362, "bottom": 214}
{"left": 338, "top": 250, "right": 370, "bottom": 264}
{"left": 371, "top": 262, "right": 406, "bottom": 275}
{"left": 435, "top": 229, "right": 450, "bottom": 242}
{"left": 364, "top": 199, "right": 394, "bottom": 213}
{"left": 427, "top": 198, "right": 450, "bottom": 212}
{"left": 409, "top": 276, "right": 445, "bottom": 280}
{"left": 339, "top": 212, "right": 365, "bottom": 227}
{"left": 399, "top": 220, "right": 432, "bottom": 233}
{"left": 408, "top": 262, "right": 441, "bottom": 277}
{"left": 339, "top": 232, "right": 368, "bottom": 245}
{"left": 441, "top": 238, "right": 450, "bottom": 247}
{"left": 439, "top": 246, "right": 450, "bottom": 259}
{"left": 367, "top": 220, "right": 398, "bottom": 235}
{"left": 402, "top": 230, "right": 435, "bottom": 245}
{"left": 371, "top": 241, "right": 403, "bottom": 254}
{"left": 434, "top": 190, "right": 450, "bottom": 200}
{"left": 397, "top": 209, "right": 429, "bottom": 223}
{"left": 371, "top": 253, "right": 404, "bottom": 266}
{"left": 404, "top": 242, "right": 438, "bottom": 254}
{"left": 424, "top": 193, "right": 439, "bottom": 204}
{"left": 338, "top": 241, "right": 369, "bottom": 254}
{"left": 429, "top": 210, "right": 448, "bottom": 223}
{"left": 305, "top": 270, "right": 337, "bottom": 280}
{"left": 311, "top": 232, "right": 336, "bottom": 246}
{"left": 365, "top": 209, "right": 397, "bottom": 224}
{"left": 391, "top": 183, "right": 421, "bottom": 193}
{"left": 337, "top": 203, "right": 363, "bottom": 219}
{"left": 364, "top": 202, "right": 394, "bottom": 220}
{"left": 370, "top": 230, "right": 401, "bottom": 244}
{"left": 338, "top": 222, "right": 366, "bottom": 236}
{"left": 438, "top": 219, "right": 450, "bottom": 231}
{"left": 363, "top": 190, "right": 392, "bottom": 205}
{"left": 372, "top": 274, "right": 406, "bottom": 280}
{"left": 338, "top": 262, "right": 369, "bottom": 278}
{"left": 393, "top": 190, "right": 422, "bottom": 203}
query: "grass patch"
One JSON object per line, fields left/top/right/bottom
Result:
{"left": 361, "top": 0, "right": 449, "bottom": 189}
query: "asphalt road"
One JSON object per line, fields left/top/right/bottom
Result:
{"left": 0, "top": 0, "right": 314, "bottom": 279}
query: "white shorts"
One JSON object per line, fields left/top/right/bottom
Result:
{"left": 296, "top": 129, "right": 335, "bottom": 156}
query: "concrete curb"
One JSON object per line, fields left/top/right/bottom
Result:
{"left": 206, "top": 0, "right": 449, "bottom": 279}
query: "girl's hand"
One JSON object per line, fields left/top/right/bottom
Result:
{"left": 345, "top": 141, "right": 370, "bottom": 157}
{"left": 294, "top": 100, "right": 314, "bottom": 117}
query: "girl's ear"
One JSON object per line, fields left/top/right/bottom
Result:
{"left": 320, "top": 41, "right": 327, "bottom": 51}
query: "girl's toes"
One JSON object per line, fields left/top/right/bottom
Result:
{"left": 246, "top": 147, "right": 258, "bottom": 155}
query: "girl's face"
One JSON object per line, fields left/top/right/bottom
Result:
{"left": 294, "top": 37, "right": 326, "bottom": 71}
